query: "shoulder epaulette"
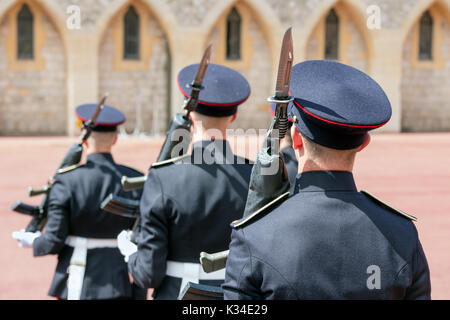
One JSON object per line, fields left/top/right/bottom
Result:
{"left": 231, "top": 191, "right": 290, "bottom": 229}
{"left": 151, "top": 154, "right": 190, "bottom": 168}
{"left": 57, "top": 163, "right": 84, "bottom": 174}
{"left": 361, "top": 190, "right": 417, "bottom": 221}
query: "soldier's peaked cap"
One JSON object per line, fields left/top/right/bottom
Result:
{"left": 76, "top": 104, "right": 126, "bottom": 132}
{"left": 177, "top": 63, "right": 250, "bottom": 117}
{"left": 289, "top": 60, "right": 392, "bottom": 150}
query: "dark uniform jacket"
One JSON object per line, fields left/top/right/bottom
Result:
{"left": 280, "top": 146, "right": 298, "bottom": 186}
{"left": 128, "top": 140, "right": 253, "bottom": 300}
{"left": 33, "top": 153, "right": 143, "bottom": 300}
{"left": 223, "top": 171, "right": 431, "bottom": 300}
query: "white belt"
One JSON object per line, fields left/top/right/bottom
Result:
{"left": 166, "top": 260, "right": 225, "bottom": 299}
{"left": 65, "top": 236, "right": 117, "bottom": 300}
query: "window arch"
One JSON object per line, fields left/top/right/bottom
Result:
{"left": 124, "top": 6, "right": 140, "bottom": 60}
{"left": 226, "top": 7, "right": 241, "bottom": 60}
{"left": 325, "top": 9, "right": 339, "bottom": 60}
{"left": 418, "top": 10, "right": 433, "bottom": 60}
{"left": 17, "top": 4, "right": 34, "bottom": 60}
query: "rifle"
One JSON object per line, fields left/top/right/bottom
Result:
{"left": 120, "top": 45, "right": 212, "bottom": 192}
{"left": 11, "top": 94, "right": 109, "bottom": 232}
{"left": 199, "top": 28, "right": 294, "bottom": 273}
{"left": 102, "top": 45, "right": 213, "bottom": 241}
{"left": 120, "top": 45, "right": 212, "bottom": 191}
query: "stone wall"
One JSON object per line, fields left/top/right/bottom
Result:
{"left": 0, "top": 0, "right": 449, "bottom": 135}
{"left": 401, "top": 15, "right": 450, "bottom": 131}
{"left": 305, "top": 4, "right": 369, "bottom": 73}
{"left": 98, "top": 5, "right": 170, "bottom": 135}
{"left": 0, "top": 11, "right": 66, "bottom": 135}
{"left": 206, "top": 6, "right": 272, "bottom": 131}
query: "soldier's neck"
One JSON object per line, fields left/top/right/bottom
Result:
{"left": 191, "top": 128, "right": 228, "bottom": 144}
{"left": 87, "top": 147, "right": 113, "bottom": 155}
{"left": 297, "top": 158, "right": 354, "bottom": 173}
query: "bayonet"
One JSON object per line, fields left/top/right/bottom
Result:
{"left": 79, "top": 93, "right": 108, "bottom": 144}
{"left": 267, "top": 28, "right": 294, "bottom": 142}
{"left": 183, "top": 44, "right": 212, "bottom": 118}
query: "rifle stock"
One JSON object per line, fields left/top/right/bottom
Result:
{"left": 58, "top": 143, "right": 84, "bottom": 170}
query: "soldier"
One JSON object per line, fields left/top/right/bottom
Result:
{"left": 117, "top": 63, "right": 253, "bottom": 300}
{"left": 12, "top": 104, "right": 145, "bottom": 300}
{"left": 222, "top": 60, "right": 431, "bottom": 300}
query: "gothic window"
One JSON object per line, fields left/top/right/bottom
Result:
{"left": 226, "top": 7, "right": 241, "bottom": 60}
{"left": 325, "top": 9, "right": 339, "bottom": 60}
{"left": 418, "top": 11, "right": 433, "bottom": 60}
{"left": 17, "top": 4, "right": 33, "bottom": 60}
{"left": 124, "top": 6, "right": 140, "bottom": 60}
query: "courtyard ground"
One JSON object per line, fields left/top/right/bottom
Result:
{"left": 0, "top": 133, "right": 449, "bottom": 299}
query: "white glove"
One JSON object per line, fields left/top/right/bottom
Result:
{"left": 117, "top": 230, "right": 137, "bottom": 263}
{"left": 12, "top": 229, "right": 41, "bottom": 248}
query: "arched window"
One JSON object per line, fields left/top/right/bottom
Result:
{"left": 17, "top": 4, "right": 34, "bottom": 60}
{"left": 226, "top": 7, "right": 241, "bottom": 60}
{"left": 418, "top": 11, "right": 433, "bottom": 60}
{"left": 325, "top": 9, "right": 339, "bottom": 60}
{"left": 124, "top": 6, "right": 140, "bottom": 60}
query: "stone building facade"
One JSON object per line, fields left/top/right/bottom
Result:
{"left": 0, "top": 0, "right": 449, "bottom": 135}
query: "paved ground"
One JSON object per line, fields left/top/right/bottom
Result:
{"left": 0, "top": 133, "right": 449, "bottom": 300}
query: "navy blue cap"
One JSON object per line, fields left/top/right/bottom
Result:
{"left": 76, "top": 104, "right": 126, "bottom": 132}
{"left": 289, "top": 60, "right": 391, "bottom": 150}
{"left": 177, "top": 63, "right": 250, "bottom": 117}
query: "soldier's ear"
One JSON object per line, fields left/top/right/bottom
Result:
{"left": 230, "top": 112, "right": 238, "bottom": 124}
{"left": 112, "top": 132, "right": 118, "bottom": 146}
{"left": 357, "top": 133, "right": 371, "bottom": 152}
{"left": 292, "top": 126, "right": 303, "bottom": 150}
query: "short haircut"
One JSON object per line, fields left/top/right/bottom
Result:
{"left": 89, "top": 130, "right": 117, "bottom": 149}
{"left": 302, "top": 135, "right": 358, "bottom": 164}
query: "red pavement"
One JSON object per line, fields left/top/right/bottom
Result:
{"left": 0, "top": 133, "right": 449, "bottom": 300}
